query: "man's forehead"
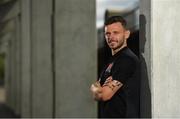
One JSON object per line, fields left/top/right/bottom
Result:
{"left": 105, "top": 22, "right": 124, "bottom": 31}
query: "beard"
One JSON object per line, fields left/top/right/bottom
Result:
{"left": 108, "top": 39, "right": 125, "bottom": 51}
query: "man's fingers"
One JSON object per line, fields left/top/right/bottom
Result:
{"left": 91, "top": 84, "right": 102, "bottom": 93}
{"left": 94, "top": 81, "right": 101, "bottom": 87}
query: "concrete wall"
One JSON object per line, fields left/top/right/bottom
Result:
{"left": 152, "top": 0, "right": 180, "bottom": 117}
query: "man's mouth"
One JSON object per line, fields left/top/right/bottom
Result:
{"left": 108, "top": 40, "right": 116, "bottom": 44}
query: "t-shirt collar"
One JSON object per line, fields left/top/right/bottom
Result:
{"left": 112, "top": 46, "right": 128, "bottom": 58}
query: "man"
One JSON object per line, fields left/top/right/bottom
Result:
{"left": 90, "top": 16, "right": 140, "bottom": 118}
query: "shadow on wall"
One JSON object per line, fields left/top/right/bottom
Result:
{"left": 139, "top": 14, "right": 152, "bottom": 118}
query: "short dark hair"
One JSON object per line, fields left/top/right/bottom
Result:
{"left": 104, "top": 16, "right": 127, "bottom": 29}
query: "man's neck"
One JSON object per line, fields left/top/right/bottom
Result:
{"left": 112, "top": 45, "right": 127, "bottom": 56}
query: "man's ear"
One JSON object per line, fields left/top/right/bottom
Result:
{"left": 125, "top": 30, "right": 130, "bottom": 39}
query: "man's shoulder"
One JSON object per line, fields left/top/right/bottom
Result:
{"left": 123, "top": 48, "right": 139, "bottom": 60}
{"left": 116, "top": 48, "right": 139, "bottom": 64}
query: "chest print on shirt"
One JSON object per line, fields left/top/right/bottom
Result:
{"left": 105, "top": 62, "right": 114, "bottom": 73}
{"left": 99, "top": 62, "right": 114, "bottom": 83}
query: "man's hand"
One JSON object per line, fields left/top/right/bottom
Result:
{"left": 90, "top": 81, "right": 102, "bottom": 101}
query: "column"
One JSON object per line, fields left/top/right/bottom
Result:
{"left": 31, "top": 0, "right": 53, "bottom": 117}
{"left": 152, "top": 0, "right": 180, "bottom": 117}
{"left": 54, "top": 0, "right": 97, "bottom": 117}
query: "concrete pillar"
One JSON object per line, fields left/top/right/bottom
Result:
{"left": 20, "top": 0, "right": 31, "bottom": 117}
{"left": 141, "top": 0, "right": 180, "bottom": 117}
{"left": 151, "top": 0, "right": 180, "bottom": 117}
{"left": 54, "top": 0, "right": 97, "bottom": 117}
{"left": 30, "top": 0, "right": 53, "bottom": 117}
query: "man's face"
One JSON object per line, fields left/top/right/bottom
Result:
{"left": 105, "top": 22, "right": 130, "bottom": 50}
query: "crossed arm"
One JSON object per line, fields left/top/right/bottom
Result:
{"left": 90, "top": 76, "right": 123, "bottom": 101}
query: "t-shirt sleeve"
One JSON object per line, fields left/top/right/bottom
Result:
{"left": 111, "top": 57, "right": 136, "bottom": 84}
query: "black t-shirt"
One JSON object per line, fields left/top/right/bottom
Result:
{"left": 99, "top": 47, "right": 140, "bottom": 118}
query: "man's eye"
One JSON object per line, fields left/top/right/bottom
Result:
{"left": 113, "top": 31, "right": 119, "bottom": 34}
{"left": 105, "top": 33, "right": 110, "bottom": 36}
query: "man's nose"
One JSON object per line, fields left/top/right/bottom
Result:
{"left": 109, "top": 34, "right": 114, "bottom": 40}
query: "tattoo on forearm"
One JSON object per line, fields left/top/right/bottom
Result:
{"left": 103, "top": 83, "right": 112, "bottom": 90}
{"left": 102, "top": 79, "right": 121, "bottom": 91}
{"left": 113, "top": 80, "right": 121, "bottom": 86}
